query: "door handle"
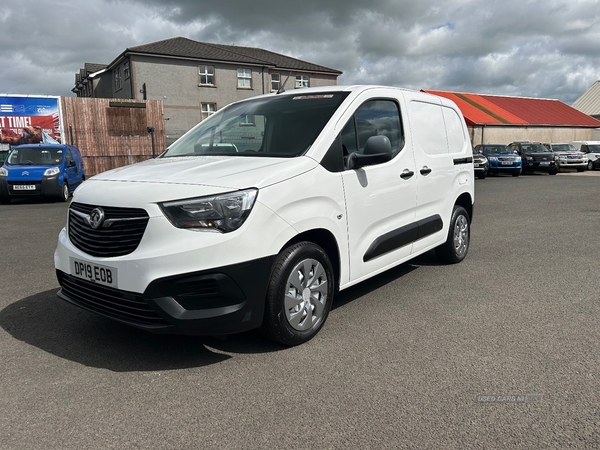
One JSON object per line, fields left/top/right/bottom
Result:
{"left": 420, "top": 166, "right": 432, "bottom": 175}
{"left": 400, "top": 169, "right": 414, "bottom": 179}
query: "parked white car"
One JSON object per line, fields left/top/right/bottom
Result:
{"left": 54, "top": 85, "right": 474, "bottom": 346}
{"left": 544, "top": 143, "right": 587, "bottom": 172}
{"left": 571, "top": 141, "right": 600, "bottom": 170}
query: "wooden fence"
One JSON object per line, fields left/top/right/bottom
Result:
{"left": 60, "top": 97, "right": 166, "bottom": 176}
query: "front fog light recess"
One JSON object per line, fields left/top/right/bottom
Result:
{"left": 160, "top": 188, "right": 258, "bottom": 233}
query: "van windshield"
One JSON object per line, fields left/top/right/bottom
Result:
{"left": 162, "top": 92, "right": 349, "bottom": 158}
{"left": 6, "top": 147, "right": 64, "bottom": 166}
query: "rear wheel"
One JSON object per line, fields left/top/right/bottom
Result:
{"left": 436, "top": 205, "right": 470, "bottom": 264}
{"left": 261, "top": 242, "right": 334, "bottom": 346}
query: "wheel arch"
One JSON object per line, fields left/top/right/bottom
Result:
{"left": 282, "top": 228, "right": 341, "bottom": 291}
{"left": 455, "top": 192, "right": 473, "bottom": 223}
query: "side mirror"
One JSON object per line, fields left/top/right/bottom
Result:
{"left": 68, "top": 160, "right": 76, "bottom": 167}
{"left": 347, "top": 135, "right": 393, "bottom": 169}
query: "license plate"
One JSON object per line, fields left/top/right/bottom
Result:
{"left": 501, "top": 161, "right": 512, "bottom": 165}
{"left": 70, "top": 258, "right": 117, "bottom": 288}
{"left": 13, "top": 185, "right": 36, "bottom": 190}
{"left": 540, "top": 161, "right": 550, "bottom": 165}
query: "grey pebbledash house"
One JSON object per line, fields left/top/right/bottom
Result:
{"left": 72, "top": 37, "right": 342, "bottom": 145}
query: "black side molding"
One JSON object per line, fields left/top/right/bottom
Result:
{"left": 454, "top": 157, "right": 473, "bottom": 165}
{"left": 363, "top": 215, "right": 443, "bottom": 262}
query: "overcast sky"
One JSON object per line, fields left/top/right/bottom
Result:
{"left": 1, "top": 0, "right": 598, "bottom": 104}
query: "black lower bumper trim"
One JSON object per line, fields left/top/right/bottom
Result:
{"left": 56, "top": 255, "right": 276, "bottom": 336}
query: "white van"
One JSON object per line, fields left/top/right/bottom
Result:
{"left": 570, "top": 141, "right": 600, "bottom": 170}
{"left": 54, "top": 85, "right": 474, "bottom": 346}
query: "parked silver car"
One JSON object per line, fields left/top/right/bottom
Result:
{"left": 544, "top": 143, "right": 587, "bottom": 172}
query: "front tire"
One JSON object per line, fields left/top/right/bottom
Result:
{"left": 261, "top": 242, "right": 334, "bottom": 346}
{"left": 59, "top": 182, "right": 69, "bottom": 202}
{"left": 587, "top": 160, "right": 593, "bottom": 171}
{"left": 436, "top": 205, "right": 470, "bottom": 264}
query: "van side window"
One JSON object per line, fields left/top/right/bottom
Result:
{"left": 410, "top": 101, "right": 447, "bottom": 155}
{"left": 442, "top": 106, "right": 466, "bottom": 153}
{"left": 66, "top": 149, "right": 73, "bottom": 163}
{"left": 354, "top": 100, "right": 403, "bottom": 154}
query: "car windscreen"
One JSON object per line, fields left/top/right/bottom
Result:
{"left": 551, "top": 144, "right": 576, "bottom": 152}
{"left": 521, "top": 143, "right": 550, "bottom": 153}
{"left": 162, "top": 92, "right": 349, "bottom": 158}
{"left": 6, "top": 147, "right": 63, "bottom": 165}
{"left": 483, "top": 145, "right": 511, "bottom": 154}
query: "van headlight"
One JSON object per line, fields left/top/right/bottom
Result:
{"left": 44, "top": 167, "right": 60, "bottom": 176}
{"left": 159, "top": 188, "right": 258, "bottom": 233}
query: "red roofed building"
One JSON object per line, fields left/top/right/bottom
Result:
{"left": 422, "top": 90, "right": 600, "bottom": 145}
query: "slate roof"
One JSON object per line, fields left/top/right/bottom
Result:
{"left": 572, "top": 81, "right": 600, "bottom": 116}
{"left": 423, "top": 89, "right": 600, "bottom": 127}
{"left": 84, "top": 62, "right": 108, "bottom": 75}
{"left": 125, "top": 37, "right": 342, "bottom": 75}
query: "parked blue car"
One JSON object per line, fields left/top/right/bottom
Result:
{"left": 474, "top": 144, "right": 522, "bottom": 177}
{"left": 0, "top": 144, "right": 85, "bottom": 204}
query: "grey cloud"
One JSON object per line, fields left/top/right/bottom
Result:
{"left": 0, "top": 0, "right": 598, "bottom": 104}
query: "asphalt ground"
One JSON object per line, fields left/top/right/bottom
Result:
{"left": 0, "top": 170, "right": 599, "bottom": 449}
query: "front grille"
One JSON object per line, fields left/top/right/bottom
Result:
{"left": 58, "top": 271, "right": 168, "bottom": 326}
{"left": 69, "top": 202, "right": 149, "bottom": 257}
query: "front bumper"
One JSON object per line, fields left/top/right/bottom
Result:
{"left": 473, "top": 163, "right": 488, "bottom": 173}
{"left": 488, "top": 161, "right": 521, "bottom": 173}
{"left": 0, "top": 175, "right": 62, "bottom": 198}
{"left": 56, "top": 255, "right": 275, "bottom": 335}
{"left": 557, "top": 160, "right": 586, "bottom": 170}
{"left": 522, "top": 160, "right": 557, "bottom": 172}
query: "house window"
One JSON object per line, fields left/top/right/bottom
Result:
{"left": 295, "top": 75, "right": 309, "bottom": 88}
{"left": 201, "top": 103, "right": 217, "bottom": 121}
{"left": 271, "top": 73, "right": 280, "bottom": 92}
{"left": 199, "top": 65, "right": 215, "bottom": 85}
{"left": 237, "top": 69, "right": 252, "bottom": 88}
{"left": 124, "top": 61, "right": 130, "bottom": 79}
{"left": 114, "top": 68, "right": 122, "bottom": 91}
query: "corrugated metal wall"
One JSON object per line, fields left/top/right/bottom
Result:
{"left": 61, "top": 97, "right": 166, "bottom": 176}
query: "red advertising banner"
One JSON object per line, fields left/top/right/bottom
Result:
{"left": 0, "top": 96, "right": 62, "bottom": 148}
